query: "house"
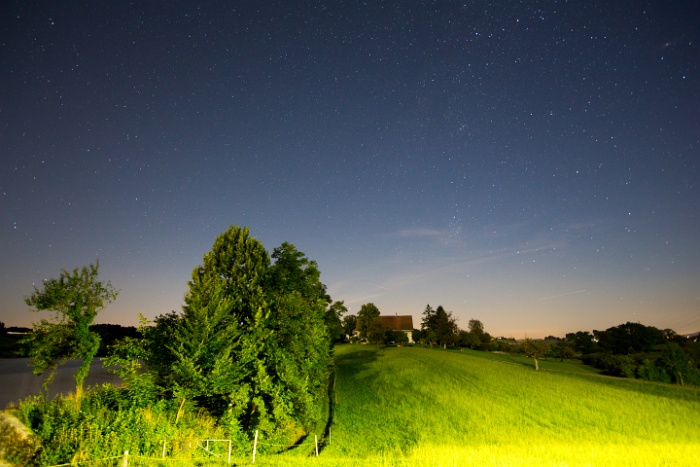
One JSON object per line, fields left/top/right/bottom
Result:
{"left": 682, "top": 331, "right": 699, "bottom": 342}
{"left": 378, "top": 314, "right": 414, "bottom": 344}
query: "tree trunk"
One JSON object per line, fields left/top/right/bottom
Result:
{"left": 175, "top": 398, "right": 187, "bottom": 424}
{"left": 74, "top": 357, "right": 92, "bottom": 401}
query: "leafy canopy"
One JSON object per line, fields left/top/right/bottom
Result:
{"left": 357, "top": 302, "right": 381, "bottom": 338}
{"left": 420, "top": 304, "right": 458, "bottom": 347}
{"left": 24, "top": 262, "right": 118, "bottom": 396}
{"left": 149, "top": 226, "right": 333, "bottom": 442}
{"left": 520, "top": 338, "right": 551, "bottom": 371}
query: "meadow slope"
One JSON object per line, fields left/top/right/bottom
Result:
{"left": 306, "top": 345, "right": 700, "bottom": 467}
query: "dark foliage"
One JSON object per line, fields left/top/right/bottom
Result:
{"left": 593, "top": 322, "right": 664, "bottom": 355}
{"left": 564, "top": 331, "right": 598, "bottom": 354}
{"left": 581, "top": 343, "right": 699, "bottom": 385}
{"left": 89, "top": 324, "right": 139, "bottom": 357}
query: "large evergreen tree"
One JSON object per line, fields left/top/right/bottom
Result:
{"left": 160, "top": 226, "right": 332, "bottom": 441}
{"left": 421, "top": 304, "right": 436, "bottom": 333}
{"left": 418, "top": 304, "right": 438, "bottom": 345}
{"left": 167, "top": 226, "right": 270, "bottom": 428}
{"left": 420, "top": 304, "right": 457, "bottom": 348}
{"left": 171, "top": 277, "right": 257, "bottom": 418}
{"left": 433, "top": 306, "right": 458, "bottom": 348}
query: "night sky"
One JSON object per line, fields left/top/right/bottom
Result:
{"left": 2, "top": 1, "right": 698, "bottom": 338}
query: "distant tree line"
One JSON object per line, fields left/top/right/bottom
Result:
{"left": 1, "top": 322, "right": 138, "bottom": 358}
{"left": 349, "top": 302, "right": 413, "bottom": 346}
{"left": 349, "top": 303, "right": 491, "bottom": 350}
{"left": 412, "top": 305, "right": 491, "bottom": 350}
{"left": 557, "top": 322, "right": 699, "bottom": 385}
{"left": 348, "top": 303, "right": 699, "bottom": 385}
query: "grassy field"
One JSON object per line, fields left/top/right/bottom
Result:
{"left": 455, "top": 347, "right": 603, "bottom": 374}
{"left": 298, "top": 344, "right": 700, "bottom": 466}
{"left": 4, "top": 345, "right": 699, "bottom": 466}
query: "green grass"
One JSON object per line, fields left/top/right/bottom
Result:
{"left": 453, "top": 347, "right": 603, "bottom": 374}
{"left": 314, "top": 344, "right": 700, "bottom": 466}
{"left": 5, "top": 346, "right": 699, "bottom": 466}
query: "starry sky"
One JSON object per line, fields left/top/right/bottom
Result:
{"left": 1, "top": 1, "right": 698, "bottom": 338}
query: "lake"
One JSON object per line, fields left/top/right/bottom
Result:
{"left": 0, "top": 358, "right": 123, "bottom": 409}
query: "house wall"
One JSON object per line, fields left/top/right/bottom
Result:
{"left": 405, "top": 330, "right": 414, "bottom": 344}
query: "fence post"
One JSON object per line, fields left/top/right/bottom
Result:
{"left": 227, "top": 439, "right": 232, "bottom": 465}
{"left": 162, "top": 441, "right": 167, "bottom": 458}
{"left": 252, "top": 429, "right": 259, "bottom": 464}
{"left": 315, "top": 435, "right": 318, "bottom": 457}
{"left": 121, "top": 450, "right": 129, "bottom": 467}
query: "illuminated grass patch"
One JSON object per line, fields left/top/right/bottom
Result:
{"left": 318, "top": 345, "right": 700, "bottom": 466}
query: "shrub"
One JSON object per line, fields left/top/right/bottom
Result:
{"left": 581, "top": 353, "right": 636, "bottom": 378}
{"left": 14, "top": 386, "right": 227, "bottom": 466}
{"left": 636, "top": 359, "right": 671, "bottom": 383}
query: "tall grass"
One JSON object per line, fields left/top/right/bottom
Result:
{"left": 9, "top": 385, "right": 233, "bottom": 466}
{"left": 319, "top": 345, "right": 700, "bottom": 466}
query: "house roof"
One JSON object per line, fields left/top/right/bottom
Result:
{"left": 378, "top": 315, "right": 414, "bottom": 331}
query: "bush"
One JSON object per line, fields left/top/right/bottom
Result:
{"left": 636, "top": 359, "right": 672, "bottom": 383}
{"left": 14, "top": 386, "right": 228, "bottom": 466}
{"left": 581, "top": 353, "right": 636, "bottom": 378}
{"left": 658, "top": 343, "right": 699, "bottom": 386}
{"left": 386, "top": 329, "right": 409, "bottom": 345}
{"left": 582, "top": 346, "right": 699, "bottom": 386}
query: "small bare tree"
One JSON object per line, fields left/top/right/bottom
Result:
{"left": 521, "top": 338, "right": 551, "bottom": 371}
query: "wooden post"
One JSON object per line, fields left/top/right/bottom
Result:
{"left": 121, "top": 450, "right": 129, "bottom": 467}
{"left": 252, "top": 429, "right": 259, "bottom": 464}
{"left": 161, "top": 441, "right": 166, "bottom": 458}
{"left": 227, "top": 439, "right": 232, "bottom": 465}
{"left": 315, "top": 435, "right": 318, "bottom": 457}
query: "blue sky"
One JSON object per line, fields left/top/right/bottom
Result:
{"left": 1, "top": 1, "right": 698, "bottom": 337}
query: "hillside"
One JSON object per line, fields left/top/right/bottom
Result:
{"left": 316, "top": 345, "right": 700, "bottom": 466}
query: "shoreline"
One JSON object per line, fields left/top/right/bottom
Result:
{"left": 0, "top": 358, "right": 123, "bottom": 409}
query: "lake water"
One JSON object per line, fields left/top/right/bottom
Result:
{"left": 0, "top": 358, "right": 122, "bottom": 409}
